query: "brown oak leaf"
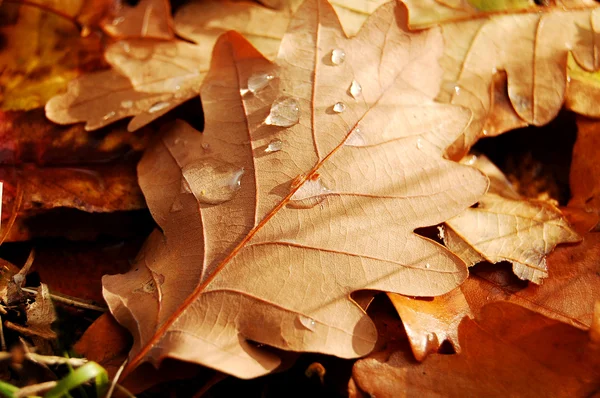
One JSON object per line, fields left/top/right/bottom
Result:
{"left": 401, "top": 0, "right": 600, "bottom": 157}
{"left": 444, "top": 155, "right": 580, "bottom": 283}
{"left": 352, "top": 301, "right": 600, "bottom": 397}
{"left": 102, "top": 0, "right": 487, "bottom": 379}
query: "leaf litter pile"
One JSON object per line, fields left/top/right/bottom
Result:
{"left": 1, "top": 0, "right": 600, "bottom": 396}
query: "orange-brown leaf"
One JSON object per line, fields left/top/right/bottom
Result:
{"left": 102, "top": 0, "right": 487, "bottom": 379}
{"left": 402, "top": 0, "right": 600, "bottom": 156}
{"left": 352, "top": 301, "right": 600, "bottom": 397}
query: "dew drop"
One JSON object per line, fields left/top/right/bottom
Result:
{"left": 265, "top": 97, "right": 300, "bottom": 127}
{"left": 112, "top": 16, "right": 125, "bottom": 26}
{"left": 103, "top": 111, "right": 116, "bottom": 120}
{"left": 425, "top": 263, "right": 431, "bottom": 269}
{"left": 332, "top": 102, "right": 346, "bottom": 113}
{"left": 182, "top": 158, "right": 245, "bottom": 205}
{"left": 482, "top": 129, "right": 489, "bottom": 136}
{"left": 120, "top": 42, "right": 131, "bottom": 53}
{"left": 344, "top": 126, "right": 367, "bottom": 147}
{"left": 121, "top": 100, "right": 133, "bottom": 109}
{"left": 297, "top": 315, "right": 316, "bottom": 331}
{"left": 330, "top": 48, "right": 346, "bottom": 65}
{"left": 416, "top": 138, "right": 423, "bottom": 149}
{"left": 148, "top": 101, "right": 170, "bottom": 113}
{"left": 264, "top": 140, "right": 283, "bottom": 153}
{"left": 349, "top": 80, "right": 362, "bottom": 99}
{"left": 242, "top": 72, "right": 275, "bottom": 96}
{"left": 454, "top": 85, "right": 461, "bottom": 95}
{"left": 288, "top": 176, "right": 332, "bottom": 209}
{"left": 465, "top": 154, "right": 478, "bottom": 165}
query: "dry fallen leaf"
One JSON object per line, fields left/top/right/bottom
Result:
{"left": 0, "top": 162, "right": 144, "bottom": 243}
{"left": 389, "top": 219, "right": 600, "bottom": 361}
{"left": 46, "top": 0, "right": 385, "bottom": 132}
{"left": 102, "top": 0, "right": 487, "bottom": 379}
{"left": 46, "top": 0, "right": 292, "bottom": 132}
{"left": 387, "top": 289, "right": 471, "bottom": 361}
{"left": 0, "top": 2, "right": 104, "bottom": 111}
{"left": 569, "top": 117, "right": 600, "bottom": 223}
{"left": 45, "top": 39, "right": 206, "bottom": 131}
{"left": 401, "top": 0, "right": 600, "bottom": 156}
{"left": 352, "top": 301, "right": 600, "bottom": 397}
{"left": 444, "top": 155, "right": 580, "bottom": 283}
{"left": 6, "top": 284, "right": 57, "bottom": 341}
{"left": 13, "top": 0, "right": 173, "bottom": 39}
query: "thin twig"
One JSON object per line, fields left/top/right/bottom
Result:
{"left": 105, "top": 358, "right": 127, "bottom": 398}
{"left": 0, "top": 316, "right": 6, "bottom": 351}
{"left": 14, "top": 381, "right": 57, "bottom": 398}
{"left": 20, "top": 288, "right": 107, "bottom": 312}
{"left": 25, "top": 353, "right": 87, "bottom": 367}
{"left": 0, "top": 182, "right": 22, "bottom": 246}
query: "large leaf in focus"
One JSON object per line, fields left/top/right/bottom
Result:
{"left": 401, "top": 0, "right": 600, "bottom": 156}
{"left": 444, "top": 155, "right": 580, "bottom": 283}
{"left": 352, "top": 301, "right": 600, "bottom": 397}
{"left": 103, "top": 0, "right": 487, "bottom": 379}
{"left": 0, "top": 2, "right": 104, "bottom": 110}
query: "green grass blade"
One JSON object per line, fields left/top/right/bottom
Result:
{"left": 0, "top": 380, "right": 18, "bottom": 398}
{"left": 44, "top": 362, "right": 108, "bottom": 398}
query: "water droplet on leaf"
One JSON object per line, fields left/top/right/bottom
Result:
{"left": 182, "top": 158, "right": 245, "bottom": 205}
{"left": 265, "top": 97, "right": 300, "bottom": 127}
{"left": 349, "top": 80, "right": 362, "bottom": 99}
{"left": 148, "top": 101, "right": 170, "bottom": 113}
{"left": 330, "top": 48, "right": 346, "bottom": 65}
{"left": 297, "top": 315, "right": 316, "bottom": 331}
{"left": 344, "top": 126, "right": 367, "bottom": 147}
{"left": 242, "top": 72, "right": 275, "bottom": 96}
{"left": 333, "top": 102, "right": 346, "bottom": 113}
{"left": 465, "top": 155, "right": 478, "bottom": 165}
{"left": 112, "top": 16, "right": 125, "bottom": 26}
{"left": 289, "top": 176, "right": 331, "bottom": 209}
{"left": 416, "top": 138, "right": 423, "bottom": 149}
{"left": 121, "top": 100, "right": 133, "bottom": 109}
{"left": 103, "top": 111, "right": 116, "bottom": 120}
{"left": 264, "top": 140, "right": 283, "bottom": 153}
{"left": 454, "top": 85, "right": 461, "bottom": 95}
{"left": 425, "top": 263, "right": 431, "bottom": 269}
